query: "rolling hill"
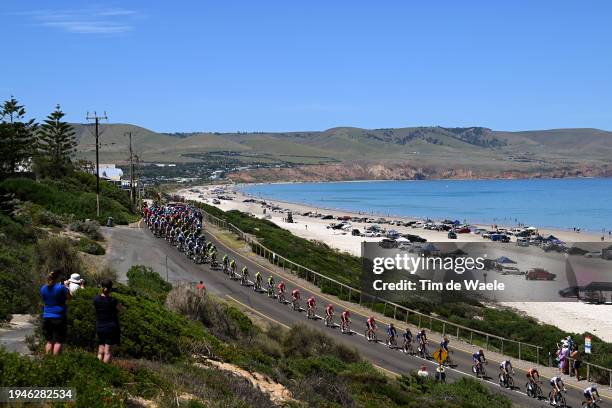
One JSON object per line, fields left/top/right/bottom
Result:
{"left": 73, "top": 124, "right": 612, "bottom": 181}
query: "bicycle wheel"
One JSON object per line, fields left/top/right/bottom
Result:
{"left": 507, "top": 376, "right": 514, "bottom": 389}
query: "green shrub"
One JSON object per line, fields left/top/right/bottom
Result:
{"left": 77, "top": 237, "right": 105, "bottom": 255}
{"left": 64, "top": 287, "right": 220, "bottom": 362}
{"left": 35, "top": 236, "right": 83, "bottom": 280}
{"left": 0, "top": 176, "right": 136, "bottom": 224}
{"left": 126, "top": 265, "right": 172, "bottom": 303}
{"left": 0, "top": 349, "right": 128, "bottom": 407}
{"left": 70, "top": 219, "right": 104, "bottom": 241}
{"left": 166, "top": 285, "right": 256, "bottom": 343}
{"left": 0, "top": 214, "right": 38, "bottom": 320}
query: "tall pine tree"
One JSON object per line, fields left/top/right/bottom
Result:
{"left": 0, "top": 97, "right": 38, "bottom": 179}
{"left": 36, "top": 105, "right": 77, "bottom": 179}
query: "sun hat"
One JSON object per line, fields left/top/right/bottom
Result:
{"left": 68, "top": 273, "right": 83, "bottom": 284}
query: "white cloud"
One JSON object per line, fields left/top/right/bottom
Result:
{"left": 11, "top": 7, "right": 141, "bottom": 35}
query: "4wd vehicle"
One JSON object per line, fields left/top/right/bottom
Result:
{"left": 526, "top": 268, "right": 556, "bottom": 281}
{"left": 447, "top": 231, "right": 457, "bottom": 239}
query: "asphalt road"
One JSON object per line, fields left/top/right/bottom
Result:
{"left": 104, "top": 225, "right": 602, "bottom": 408}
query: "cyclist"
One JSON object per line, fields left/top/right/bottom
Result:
{"left": 291, "top": 288, "right": 301, "bottom": 310}
{"left": 325, "top": 303, "right": 334, "bottom": 326}
{"left": 583, "top": 384, "right": 600, "bottom": 406}
{"left": 440, "top": 336, "right": 450, "bottom": 353}
{"left": 340, "top": 310, "right": 351, "bottom": 333}
{"left": 222, "top": 254, "right": 229, "bottom": 271}
{"left": 229, "top": 259, "right": 236, "bottom": 277}
{"left": 266, "top": 275, "right": 275, "bottom": 297}
{"left": 472, "top": 350, "right": 486, "bottom": 375}
{"left": 499, "top": 359, "right": 514, "bottom": 387}
{"left": 439, "top": 336, "right": 451, "bottom": 365}
{"left": 366, "top": 316, "right": 377, "bottom": 341}
{"left": 416, "top": 329, "right": 428, "bottom": 357}
{"left": 386, "top": 323, "right": 397, "bottom": 347}
{"left": 241, "top": 266, "right": 249, "bottom": 285}
{"left": 549, "top": 376, "right": 566, "bottom": 405}
{"left": 306, "top": 296, "right": 316, "bottom": 318}
{"left": 277, "top": 281, "right": 286, "bottom": 302}
{"left": 402, "top": 328, "right": 413, "bottom": 354}
{"left": 254, "top": 271, "right": 262, "bottom": 291}
{"left": 526, "top": 367, "right": 540, "bottom": 391}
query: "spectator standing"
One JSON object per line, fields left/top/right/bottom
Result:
{"left": 40, "top": 267, "right": 71, "bottom": 356}
{"left": 93, "top": 279, "right": 121, "bottom": 364}
{"left": 570, "top": 346, "right": 581, "bottom": 380}
{"left": 65, "top": 273, "right": 85, "bottom": 295}
{"left": 195, "top": 280, "right": 206, "bottom": 294}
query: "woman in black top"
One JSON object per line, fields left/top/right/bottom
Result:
{"left": 93, "top": 279, "right": 121, "bottom": 363}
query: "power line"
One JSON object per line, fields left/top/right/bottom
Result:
{"left": 86, "top": 111, "right": 108, "bottom": 218}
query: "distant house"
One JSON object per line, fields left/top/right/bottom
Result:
{"left": 94, "top": 164, "right": 125, "bottom": 188}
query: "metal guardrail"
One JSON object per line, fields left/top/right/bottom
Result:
{"left": 198, "top": 207, "right": 612, "bottom": 387}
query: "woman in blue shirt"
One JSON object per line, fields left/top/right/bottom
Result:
{"left": 40, "top": 268, "right": 71, "bottom": 355}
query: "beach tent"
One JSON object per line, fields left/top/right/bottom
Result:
{"left": 495, "top": 256, "right": 517, "bottom": 264}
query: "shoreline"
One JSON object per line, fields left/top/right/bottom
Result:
{"left": 235, "top": 180, "right": 611, "bottom": 236}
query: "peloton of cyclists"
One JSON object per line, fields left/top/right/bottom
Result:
{"left": 306, "top": 296, "right": 316, "bottom": 318}
{"left": 366, "top": 316, "right": 377, "bottom": 341}
{"left": 325, "top": 303, "right": 334, "bottom": 326}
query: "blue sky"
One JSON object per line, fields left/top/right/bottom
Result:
{"left": 1, "top": 1, "right": 611, "bottom": 132}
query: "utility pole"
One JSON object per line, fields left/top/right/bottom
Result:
{"left": 86, "top": 111, "right": 108, "bottom": 217}
{"left": 126, "top": 132, "right": 135, "bottom": 207}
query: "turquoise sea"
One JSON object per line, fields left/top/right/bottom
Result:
{"left": 240, "top": 178, "right": 612, "bottom": 232}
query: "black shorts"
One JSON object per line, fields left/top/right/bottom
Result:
{"left": 97, "top": 327, "right": 120, "bottom": 346}
{"left": 573, "top": 360, "right": 582, "bottom": 369}
{"left": 42, "top": 317, "right": 67, "bottom": 343}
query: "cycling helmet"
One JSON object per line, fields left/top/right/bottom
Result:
{"left": 327, "top": 303, "right": 333, "bottom": 308}
{"left": 591, "top": 384, "right": 598, "bottom": 390}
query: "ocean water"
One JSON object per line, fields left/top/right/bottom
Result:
{"left": 240, "top": 178, "right": 612, "bottom": 232}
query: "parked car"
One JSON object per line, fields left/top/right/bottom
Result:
{"left": 525, "top": 268, "right": 556, "bottom": 281}
{"left": 403, "top": 234, "right": 427, "bottom": 243}
{"left": 457, "top": 226, "right": 471, "bottom": 234}
{"left": 322, "top": 215, "right": 334, "bottom": 220}
{"left": 517, "top": 237, "right": 530, "bottom": 247}
{"left": 363, "top": 231, "right": 381, "bottom": 238}
{"left": 351, "top": 229, "right": 361, "bottom": 236}
{"left": 447, "top": 231, "right": 457, "bottom": 239}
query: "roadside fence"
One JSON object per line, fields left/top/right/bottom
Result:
{"left": 199, "top": 207, "right": 612, "bottom": 387}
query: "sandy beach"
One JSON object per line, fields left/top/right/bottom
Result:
{"left": 177, "top": 184, "right": 612, "bottom": 341}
